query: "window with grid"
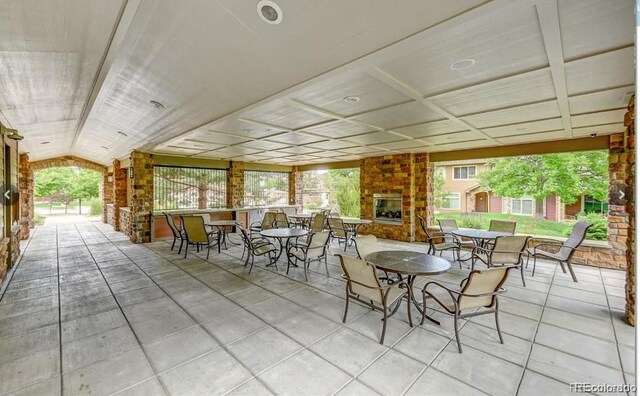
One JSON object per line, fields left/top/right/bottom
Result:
{"left": 154, "top": 166, "right": 227, "bottom": 210}
{"left": 453, "top": 165, "right": 476, "bottom": 180}
{"left": 244, "top": 170, "right": 289, "bottom": 207}
{"left": 442, "top": 193, "right": 460, "bottom": 210}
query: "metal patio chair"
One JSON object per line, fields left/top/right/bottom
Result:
{"left": 180, "top": 215, "right": 221, "bottom": 259}
{"left": 239, "top": 225, "right": 277, "bottom": 273}
{"left": 471, "top": 235, "right": 529, "bottom": 286}
{"left": 164, "top": 212, "right": 186, "bottom": 253}
{"left": 287, "top": 231, "right": 331, "bottom": 281}
{"left": 418, "top": 215, "right": 461, "bottom": 266}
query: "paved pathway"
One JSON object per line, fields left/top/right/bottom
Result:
{"left": 0, "top": 222, "right": 634, "bottom": 395}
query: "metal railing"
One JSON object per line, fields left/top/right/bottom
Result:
{"left": 154, "top": 166, "right": 227, "bottom": 210}
{"left": 244, "top": 170, "right": 289, "bottom": 207}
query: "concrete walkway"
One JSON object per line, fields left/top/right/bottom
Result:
{"left": 0, "top": 222, "right": 634, "bottom": 395}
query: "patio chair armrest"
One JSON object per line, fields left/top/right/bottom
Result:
{"left": 422, "top": 281, "right": 461, "bottom": 295}
{"left": 530, "top": 238, "right": 562, "bottom": 247}
{"left": 459, "top": 286, "right": 507, "bottom": 298}
{"left": 532, "top": 243, "right": 575, "bottom": 253}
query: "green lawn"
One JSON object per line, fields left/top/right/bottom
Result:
{"left": 35, "top": 201, "right": 81, "bottom": 210}
{"left": 434, "top": 212, "right": 572, "bottom": 238}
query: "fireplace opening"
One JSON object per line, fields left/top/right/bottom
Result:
{"left": 373, "top": 193, "right": 402, "bottom": 224}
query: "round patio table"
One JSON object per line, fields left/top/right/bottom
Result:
{"left": 341, "top": 218, "right": 372, "bottom": 237}
{"left": 364, "top": 250, "right": 451, "bottom": 325}
{"left": 289, "top": 213, "right": 312, "bottom": 229}
{"left": 205, "top": 220, "right": 240, "bottom": 249}
{"left": 451, "top": 229, "right": 513, "bottom": 265}
{"left": 260, "top": 228, "right": 308, "bottom": 265}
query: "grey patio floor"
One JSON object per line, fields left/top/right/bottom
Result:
{"left": 0, "top": 222, "right": 634, "bottom": 395}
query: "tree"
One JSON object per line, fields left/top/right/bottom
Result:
{"left": 478, "top": 151, "right": 608, "bottom": 220}
{"left": 155, "top": 167, "right": 226, "bottom": 209}
{"left": 434, "top": 167, "right": 448, "bottom": 208}
{"left": 35, "top": 167, "right": 102, "bottom": 213}
{"left": 325, "top": 168, "right": 360, "bottom": 217}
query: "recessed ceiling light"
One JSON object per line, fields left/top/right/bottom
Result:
{"left": 450, "top": 58, "right": 476, "bottom": 71}
{"left": 150, "top": 100, "right": 165, "bottom": 109}
{"left": 117, "top": 131, "right": 128, "bottom": 137}
{"left": 100, "top": 146, "right": 109, "bottom": 150}
{"left": 257, "top": 0, "right": 282, "bottom": 25}
{"left": 343, "top": 96, "right": 360, "bottom": 103}
{"left": 41, "top": 141, "right": 50, "bottom": 145}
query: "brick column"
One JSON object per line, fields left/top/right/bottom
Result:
{"left": 289, "top": 166, "right": 303, "bottom": 210}
{"left": 414, "top": 153, "right": 433, "bottom": 242}
{"left": 129, "top": 151, "right": 154, "bottom": 243}
{"left": 111, "top": 160, "right": 127, "bottom": 231}
{"left": 227, "top": 161, "right": 244, "bottom": 208}
{"left": 624, "top": 95, "right": 635, "bottom": 326}
{"left": 18, "top": 154, "right": 33, "bottom": 240}
{"left": 102, "top": 171, "right": 113, "bottom": 223}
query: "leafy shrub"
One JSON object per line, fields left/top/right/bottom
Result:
{"left": 34, "top": 213, "right": 45, "bottom": 226}
{"left": 564, "top": 212, "right": 607, "bottom": 240}
{"left": 460, "top": 212, "right": 483, "bottom": 229}
{"left": 89, "top": 198, "right": 103, "bottom": 216}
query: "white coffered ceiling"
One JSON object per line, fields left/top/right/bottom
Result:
{"left": 1, "top": 0, "right": 634, "bottom": 166}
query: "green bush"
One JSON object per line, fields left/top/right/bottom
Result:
{"left": 460, "top": 212, "right": 483, "bottom": 229}
{"left": 34, "top": 214, "right": 45, "bottom": 226}
{"left": 89, "top": 198, "right": 103, "bottom": 216}
{"left": 564, "top": 212, "right": 607, "bottom": 240}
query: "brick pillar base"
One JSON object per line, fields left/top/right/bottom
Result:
{"left": 289, "top": 166, "right": 303, "bottom": 210}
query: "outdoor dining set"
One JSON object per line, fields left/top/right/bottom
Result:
{"left": 162, "top": 209, "right": 593, "bottom": 352}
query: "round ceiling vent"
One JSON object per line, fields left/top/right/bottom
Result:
{"left": 257, "top": 1, "right": 282, "bottom": 25}
{"left": 450, "top": 58, "right": 476, "bottom": 71}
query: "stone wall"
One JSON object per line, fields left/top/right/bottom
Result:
{"left": 18, "top": 153, "right": 34, "bottom": 239}
{"left": 30, "top": 155, "right": 107, "bottom": 174}
{"left": 102, "top": 171, "right": 113, "bottom": 223}
{"left": 227, "top": 161, "right": 244, "bottom": 208}
{"left": 623, "top": 95, "right": 635, "bottom": 326}
{"left": 129, "top": 151, "right": 154, "bottom": 243}
{"left": 359, "top": 153, "right": 431, "bottom": 242}
{"left": 112, "top": 160, "right": 128, "bottom": 231}
{"left": 289, "top": 166, "right": 303, "bottom": 210}
{"left": 106, "top": 204, "right": 117, "bottom": 227}
{"left": 0, "top": 238, "right": 10, "bottom": 286}
{"left": 120, "top": 208, "right": 132, "bottom": 238}
{"left": 608, "top": 134, "right": 629, "bottom": 269}
{"left": 11, "top": 225, "right": 20, "bottom": 263}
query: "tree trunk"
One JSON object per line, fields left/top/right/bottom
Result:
{"left": 198, "top": 183, "right": 207, "bottom": 209}
{"left": 64, "top": 202, "right": 68, "bottom": 214}
{"left": 535, "top": 199, "right": 544, "bottom": 221}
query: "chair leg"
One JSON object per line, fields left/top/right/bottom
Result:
{"left": 207, "top": 244, "right": 210, "bottom": 260}
{"left": 380, "top": 303, "right": 388, "bottom": 344}
{"left": 303, "top": 259, "right": 308, "bottom": 282}
{"left": 178, "top": 239, "right": 184, "bottom": 254}
{"left": 343, "top": 238, "right": 347, "bottom": 252}
{"left": 457, "top": 249, "right": 462, "bottom": 269}
{"left": 342, "top": 286, "right": 350, "bottom": 323}
{"left": 406, "top": 290, "right": 413, "bottom": 328}
{"left": 454, "top": 313, "right": 462, "bottom": 353}
{"left": 566, "top": 261, "right": 578, "bottom": 282}
{"left": 171, "top": 237, "right": 176, "bottom": 251}
{"left": 248, "top": 255, "right": 255, "bottom": 273}
{"left": 495, "top": 299, "right": 504, "bottom": 344}
{"left": 421, "top": 293, "right": 427, "bottom": 326}
{"left": 184, "top": 244, "right": 188, "bottom": 258}
{"left": 520, "top": 260, "right": 526, "bottom": 287}
{"left": 532, "top": 255, "right": 537, "bottom": 277}
{"left": 324, "top": 255, "right": 329, "bottom": 276}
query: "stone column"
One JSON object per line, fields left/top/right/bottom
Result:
{"left": 227, "top": 161, "right": 244, "bottom": 208}
{"left": 18, "top": 154, "right": 33, "bottom": 240}
{"left": 289, "top": 166, "right": 303, "bottom": 210}
{"left": 112, "top": 160, "right": 127, "bottom": 231}
{"left": 129, "top": 151, "right": 154, "bottom": 243}
{"left": 102, "top": 171, "right": 113, "bottom": 223}
{"left": 624, "top": 95, "right": 635, "bottom": 326}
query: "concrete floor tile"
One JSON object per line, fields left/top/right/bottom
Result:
{"left": 114, "top": 286, "right": 166, "bottom": 307}
{"left": 405, "top": 367, "right": 485, "bottom": 396}
{"left": 527, "top": 344, "right": 625, "bottom": 386}
{"left": 160, "top": 349, "right": 252, "bottom": 395}
{"left": 225, "top": 379, "right": 274, "bottom": 396}
{"left": 541, "top": 307, "right": 616, "bottom": 341}
{"left": 309, "top": 328, "right": 387, "bottom": 376}
{"left": 225, "top": 286, "right": 278, "bottom": 307}
{"left": 259, "top": 350, "right": 351, "bottom": 396}
{"left": 143, "top": 325, "right": 219, "bottom": 372}
{"left": 471, "top": 310, "right": 539, "bottom": 341}
{"left": 334, "top": 380, "right": 379, "bottom": 396}
{"left": 517, "top": 370, "right": 573, "bottom": 396}
{"left": 535, "top": 323, "right": 621, "bottom": 369}
{"left": 0, "top": 348, "right": 60, "bottom": 394}
{"left": 393, "top": 327, "right": 450, "bottom": 365}
{"left": 202, "top": 309, "right": 267, "bottom": 345}
{"left": 228, "top": 326, "right": 302, "bottom": 374}
{"left": 0, "top": 295, "right": 58, "bottom": 319}
{"left": 545, "top": 294, "right": 613, "bottom": 320}
{"left": 129, "top": 310, "right": 196, "bottom": 344}
{"left": 432, "top": 343, "right": 523, "bottom": 396}
{"left": 346, "top": 310, "right": 412, "bottom": 346}
{"left": 549, "top": 285, "right": 608, "bottom": 306}
{"left": 246, "top": 296, "right": 305, "bottom": 324}
{"left": 0, "top": 284, "right": 58, "bottom": 305}
{"left": 61, "top": 295, "right": 119, "bottom": 322}
{"left": 5, "top": 375, "right": 61, "bottom": 396}
{"left": 113, "top": 378, "right": 167, "bottom": 396}
{"left": 459, "top": 321, "right": 531, "bottom": 366}
{"left": 61, "top": 309, "right": 127, "bottom": 342}
{"left": 358, "top": 350, "right": 425, "bottom": 396}
{"left": 63, "top": 348, "right": 155, "bottom": 395}
{"left": 0, "top": 324, "right": 59, "bottom": 365}
{"left": 184, "top": 296, "right": 238, "bottom": 323}
{"left": 62, "top": 326, "right": 139, "bottom": 372}
{"left": 0, "top": 308, "right": 59, "bottom": 338}
{"left": 274, "top": 310, "right": 340, "bottom": 346}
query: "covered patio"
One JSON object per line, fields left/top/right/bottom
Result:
{"left": 0, "top": 221, "right": 632, "bottom": 395}
{"left": 0, "top": 0, "right": 636, "bottom": 395}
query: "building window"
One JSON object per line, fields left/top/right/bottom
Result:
{"left": 511, "top": 197, "right": 534, "bottom": 215}
{"left": 154, "top": 166, "right": 227, "bottom": 210}
{"left": 442, "top": 193, "right": 460, "bottom": 210}
{"left": 245, "top": 170, "right": 289, "bottom": 207}
{"left": 584, "top": 195, "right": 608, "bottom": 214}
{"left": 453, "top": 165, "right": 476, "bottom": 180}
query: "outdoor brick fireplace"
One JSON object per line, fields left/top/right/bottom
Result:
{"left": 373, "top": 193, "right": 403, "bottom": 224}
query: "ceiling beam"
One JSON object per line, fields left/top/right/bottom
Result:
{"left": 535, "top": 0, "right": 573, "bottom": 138}
{"left": 69, "top": 0, "right": 143, "bottom": 152}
